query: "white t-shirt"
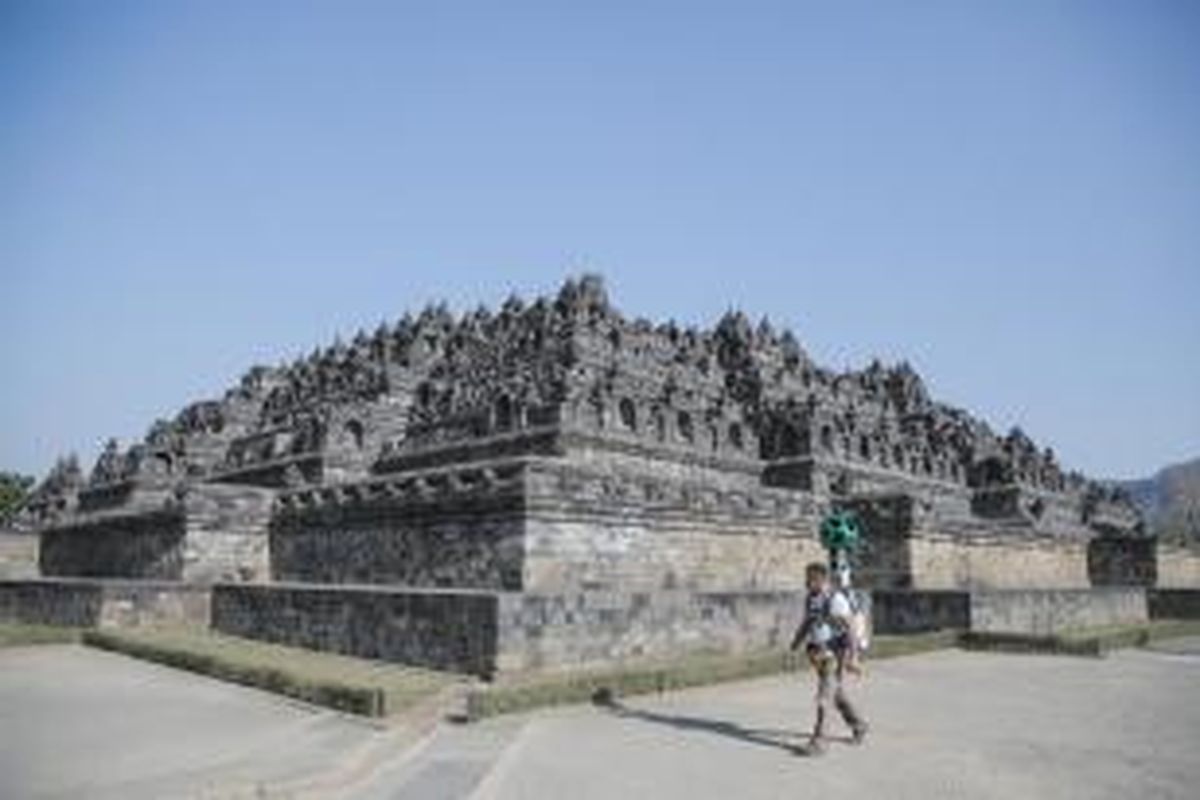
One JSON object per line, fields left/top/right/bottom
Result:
{"left": 829, "top": 591, "right": 852, "bottom": 618}
{"left": 806, "top": 590, "right": 853, "bottom": 647}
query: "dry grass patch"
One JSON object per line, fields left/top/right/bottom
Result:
{"left": 82, "top": 627, "right": 464, "bottom": 718}
{"left": 961, "top": 619, "right": 1200, "bottom": 657}
{"left": 466, "top": 630, "right": 959, "bottom": 721}
{"left": 0, "top": 623, "right": 80, "bottom": 648}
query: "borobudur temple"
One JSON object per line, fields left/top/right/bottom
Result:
{"left": 6, "top": 275, "right": 1197, "bottom": 676}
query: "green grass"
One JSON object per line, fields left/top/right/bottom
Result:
{"left": 1058, "top": 618, "right": 1200, "bottom": 648}
{"left": 466, "top": 630, "right": 959, "bottom": 721}
{"left": 81, "top": 627, "right": 463, "bottom": 718}
{"left": 958, "top": 631, "right": 1104, "bottom": 657}
{"left": 960, "top": 619, "right": 1200, "bottom": 658}
{"left": 23, "top": 619, "right": 1198, "bottom": 723}
{"left": 0, "top": 622, "right": 80, "bottom": 648}
{"left": 466, "top": 621, "right": 1200, "bottom": 720}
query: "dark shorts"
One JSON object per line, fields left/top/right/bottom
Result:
{"left": 805, "top": 633, "right": 850, "bottom": 660}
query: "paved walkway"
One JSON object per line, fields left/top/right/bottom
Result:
{"left": 3, "top": 640, "right": 1199, "bottom": 799}
{"left": 359, "top": 638, "right": 1200, "bottom": 800}
{"left": 0, "top": 645, "right": 404, "bottom": 799}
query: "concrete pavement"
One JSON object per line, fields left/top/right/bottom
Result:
{"left": 0, "top": 644, "right": 408, "bottom": 799}
{"left": 458, "top": 638, "right": 1200, "bottom": 800}
{"left": 3, "top": 639, "right": 1198, "bottom": 799}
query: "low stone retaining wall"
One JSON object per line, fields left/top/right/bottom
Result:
{"left": 237, "top": 585, "right": 1147, "bottom": 676}
{"left": 1147, "top": 589, "right": 1200, "bottom": 619}
{"left": 4, "top": 578, "right": 1182, "bottom": 678}
{"left": 211, "top": 582, "right": 501, "bottom": 677}
{"left": 872, "top": 588, "right": 1149, "bottom": 635}
{"left": 494, "top": 590, "right": 807, "bottom": 673}
{"left": 210, "top": 582, "right": 809, "bottom": 678}
{"left": 969, "top": 588, "right": 1147, "bottom": 634}
{"left": 871, "top": 590, "right": 970, "bottom": 634}
{"left": 0, "top": 578, "right": 211, "bottom": 628}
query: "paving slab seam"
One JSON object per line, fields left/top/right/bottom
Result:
{"left": 282, "top": 684, "right": 472, "bottom": 799}
{"left": 77, "top": 643, "right": 394, "bottom": 730}
{"left": 464, "top": 718, "right": 539, "bottom": 800}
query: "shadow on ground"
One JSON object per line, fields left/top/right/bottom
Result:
{"left": 599, "top": 699, "right": 855, "bottom": 755}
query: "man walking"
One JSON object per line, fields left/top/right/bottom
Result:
{"left": 790, "top": 561, "right": 868, "bottom": 755}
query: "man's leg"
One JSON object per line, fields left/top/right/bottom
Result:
{"left": 834, "top": 687, "right": 868, "bottom": 740}
{"left": 833, "top": 656, "right": 869, "bottom": 743}
{"left": 807, "top": 654, "right": 834, "bottom": 754}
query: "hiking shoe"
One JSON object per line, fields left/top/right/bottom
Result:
{"left": 800, "top": 736, "right": 827, "bottom": 757}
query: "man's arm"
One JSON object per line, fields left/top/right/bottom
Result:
{"left": 790, "top": 609, "right": 813, "bottom": 651}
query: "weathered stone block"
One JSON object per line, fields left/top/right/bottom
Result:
{"left": 38, "top": 485, "right": 272, "bottom": 583}
{"left": 494, "top": 589, "right": 808, "bottom": 673}
{"left": 0, "top": 532, "right": 38, "bottom": 579}
{"left": 0, "top": 578, "right": 210, "bottom": 628}
{"left": 1089, "top": 536, "right": 1157, "bottom": 586}
{"left": 969, "top": 588, "right": 1147, "bottom": 634}
{"left": 871, "top": 590, "right": 970, "bottom": 634}
{"left": 1155, "top": 545, "right": 1200, "bottom": 589}
{"left": 1147, "top": 589, "right": 1200, "bottom": 619}
{"left": 211, "top": 582, "right": 500, "bottom": 676}
{"left": 40, "top": 510, "right": 187, "bottom": 579}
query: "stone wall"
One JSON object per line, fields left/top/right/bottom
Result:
{"left": 211, "top": 582, "right": 500, "bottom": 676}
{"left": 272, "top": 454, "right": 829, "bottom": 595}
{"left": 907, "top": 534, "right": 1090, "bottom": 590}
{"left": 1147, "top": 589, "right": 1200, "bottom": 619}
{"left": 210, "top": 582, "right": 809, "bottom": 677}
{"left": 494, "top": 590, "right": 807, "bottom": 673}
{"left": 834, "top": 494, "right": 922, "bottom": 589}
{"left": 969, "top": 588, "right": 1147, "bottom": 634}
{"left": 522, "top": 455, "right": 825, "bottom": 593}
{"left": 522, "top": 517, "right": 824, "bottom": 594}
{"left": 0, "top": 578, "right": 211, "bottom": 628}
{"left": 0, "top": 532, "right": 38, "bottom": 579}
{"left": 839, "top": 493, "right": 1092, "bottom": 591}
{"left": 40, "top": 509, "right": 187, "bottom": 579}
{"left": 1155, "top": 545, "right": 1200, "bottom": 589}
{"left": 0, "top": 578, "right": 101, "bottom": 626}
{"left": 271, "top": 463, "right": 527, "bottom": 589}
{"left": 872, "top": 588, "right": 1148, "bottom": 635}
{"left": 1088, "top": 536, "right": 1157, "bottom": 586}
{"left": 209, "top": 583, "right": 1157, "bottom": 675}
{"left": 271, "top": 512, "right": 525, "bottom": 589}
{"left": 870, "top": 590, "right": 970, "bottom": 634}
{"left": 808, "top": 460, "right": 975, "bottom": 519}
{"left": 181, "top": 484, "right": 274, "bottom": 582}
{"left": 37, "top": 485, "right": 272, "bottom": 583}
{"left": 177, "top": 580, "right": 1179, "bottom": 676}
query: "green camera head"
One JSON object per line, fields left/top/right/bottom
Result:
{"left": 819, "top": 510, "right": 862, "bottom": 553}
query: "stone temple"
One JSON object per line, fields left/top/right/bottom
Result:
{"left": 6, "top": 276, "right": 1197, "bottom": 676}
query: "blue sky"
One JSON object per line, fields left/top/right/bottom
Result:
{"left": 2, "top": 1, "right": 1197, "bottom": 481}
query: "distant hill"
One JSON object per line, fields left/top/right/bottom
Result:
{"left": 1118, "top": 457, "right": 1200, "bottom": 545}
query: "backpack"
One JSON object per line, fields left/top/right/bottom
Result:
{"left": 803, "top": 588, "right": 870, "bottom": 654}
{"left": 843, "top": 589, "right": 871, "bottom": 653}
{"left": 824, "top": 588, "right": 870, "bottom": 653}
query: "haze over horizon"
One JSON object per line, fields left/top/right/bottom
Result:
{"left": 3, "top": 1, "right": 1198, "bottom": 482}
